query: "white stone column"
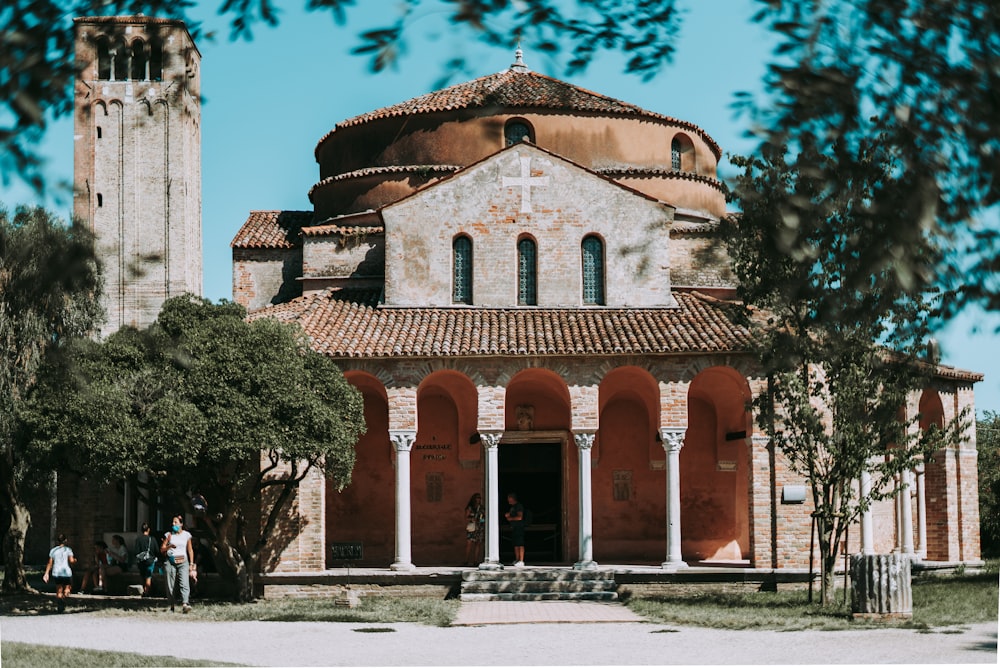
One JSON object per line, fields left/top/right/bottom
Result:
{"left": 915, "top": 463, "right": 927, "bottom": 559}
{"left": 390, "top": 430, "right": 416, "bottom": 571}
{"left": 860, "top": 470, "right": 875, "bottom": 555}
{"left": 660, "top": 427, "right": 687, "bottom": 570}
{"left": 900, "top": 469, "right": 915, "bottom": 558}
{"left": 574, "top": 431, "right": 598, "bottom": 571}
{"left": 479, "top": 432, "right": 503, "bottom": 570}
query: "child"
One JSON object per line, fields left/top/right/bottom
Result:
{"left": 43, "top": 534, "right": 76, "bottom": 612}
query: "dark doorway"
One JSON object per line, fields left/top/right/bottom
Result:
{"left": 499, "top": 442, "right": 562, "bottom": 563}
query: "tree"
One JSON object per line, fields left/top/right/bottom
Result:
{"left": 0, "top": 204, "right": 103, "bottom": 594}
{"left": 722, "top": 137, "right": 962, "bottom": 604}
{"left": 742, "top": 0, "right": 1000, "bottom": 317}
{"left": 978, "top": 412, "right": 1000, "bottom": 558}
{"left": 24, "top": 295, "right": 366, "bottom": 601}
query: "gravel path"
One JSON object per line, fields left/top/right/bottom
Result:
{"left": 1, "top": 611, "right": 996, "bottom": 666}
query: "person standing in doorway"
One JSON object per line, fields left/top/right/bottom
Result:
{"left": 161, "top": 515, "right": 195, "bottom": 613}
{"left": 43, "top": 533, "right": 76, "bottom": 612}
{"left": 464, "top": 493, "right": 485, "bottom": 566}
{"left": 505, "top": 492, "right": 525, "bottom": 567}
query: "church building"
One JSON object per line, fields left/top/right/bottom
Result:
{"left": 232, "top": 50, "right": 983, "bottom": 572}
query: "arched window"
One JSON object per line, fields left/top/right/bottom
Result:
{"left": 582, "top": 235, "right": 605, "bottom": 305}
{"left": 96, "top": 37, "right": 111, "bottom": 79}
{"left": 112, "top": 39, "right": 129, "bottom": 81}
{"left": 505, "top": 119, "right": 533, "bottom": 146}
{"left": 671, "top": 133, "right": 695, "bottom": 172}
{"left": 517, "top": 237, "right": 537, "bottom": 306}
{"left": 131, "top": 40, "right": 147, "bottom": 80}
{"left": 453, "top": 235, "right": 473, "bottom": 304}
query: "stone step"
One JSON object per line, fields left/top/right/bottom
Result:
{"left": 461, "top": 579, "right": 618, "bottom": 594}
{"left": 462, "top": 569, "right": 616, "bottom": 583}
{"left": 460, "top": 591, "right": 619, "bottom": 602}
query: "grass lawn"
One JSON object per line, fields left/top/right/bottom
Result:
{"left": 626, "top": 565, "right": 1000, "bottom": 631}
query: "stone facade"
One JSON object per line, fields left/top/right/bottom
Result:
{"left": 229, "top": 55, "right": 983, "bottom": 575}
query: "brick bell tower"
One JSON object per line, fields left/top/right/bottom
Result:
{"left": 73, "top": 16, "right": 202, "bottom": 337}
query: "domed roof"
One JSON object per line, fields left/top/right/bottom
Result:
{"left": 315, "top": 67, "right": 721, "bottom": 159}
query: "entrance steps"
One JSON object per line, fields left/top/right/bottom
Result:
{"left": 460, "top": 568, "right": 619, "bottom": 602}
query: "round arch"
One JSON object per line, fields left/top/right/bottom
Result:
{"left": 593, "top": 366, "right": 664, "bottom": 562}
{"left": 326, "top": 371, "right": 393, "bottom": 566}
{"left": 681, "top": 366, "right": 752, "bottom": 563}
{"left": 919, "top": 388, "right": 948, "bottom": 560}
{"left": 412, "top": 370, "right": 481, "bottom": 564}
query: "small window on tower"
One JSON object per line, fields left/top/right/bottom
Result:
{"left": 96, "top": 193, "right": 103, "bottom": 207}
{"left": 96, "top": 126, "right": 102, "bottom": 139}
{"left": 505, "top": 119, "right": 533, "bottom": 146}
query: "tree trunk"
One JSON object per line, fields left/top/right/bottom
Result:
{"left": 212, "top": 535, "right": 258, "bottom": 602}
{"left": 1, "top": 482, "right": 32, "bottom": 594}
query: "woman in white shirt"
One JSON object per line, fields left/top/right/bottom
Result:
{"left": 161, "top": 515, "right": 195, "bottom": 613}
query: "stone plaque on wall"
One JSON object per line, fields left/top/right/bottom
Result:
{"left": 426, "top": 472, "right": 443, "bottom": 502}
{"left": 613, "top": 470, "right": 633, "bottom": 501}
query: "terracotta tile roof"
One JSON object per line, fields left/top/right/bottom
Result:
{"left": 301, "top": 224, "right": 385, "bottom": 237}
{"left": 596, "top": 168, "right": 724, "bottom": 192}
{"left": 231, "top": 210, "right": 313, "bottom": 249}
{"left": 308, "top": 165, "right": 462, "bottom": 201}
{"left": 316, "top": 69, "right": 721, "bottom": 159}
{"left": 250, "top": 290, "right": 752, "bottom": 358}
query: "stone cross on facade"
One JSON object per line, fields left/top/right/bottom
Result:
{"left": 503, "top": 156, "right": 549, "bottom": 213}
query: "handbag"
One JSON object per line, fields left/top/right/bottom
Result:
{"left": 466, "top": 521, "right": 476, "bottom": 533}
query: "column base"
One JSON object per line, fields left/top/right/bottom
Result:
{"left": 660, "top": 559, "right": 689, "bottom": 572}
{"left": 390, "top": 561, "right": 415, "bottom": 571}
{"left": 573, "top": 560, "right": 599, "bottom": 571}
{"left": 478, "top": 560, "right": 504, "bottom": 571}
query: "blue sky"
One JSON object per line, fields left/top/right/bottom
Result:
{"left": 2, "top": 0, "right": 997, "bottom": 415}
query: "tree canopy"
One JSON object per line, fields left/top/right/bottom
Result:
{"left": 0, "top": 204, "right": 103, "bottom": 594}
{"left": 723, "top": 138, "right": 961, "bottom": 603}
{"left": 24, "top": 295, "right": 366, "bottom": 600}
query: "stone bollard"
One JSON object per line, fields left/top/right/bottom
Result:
{"left": 850, "top": 553, "right": 912, "bottom": 619}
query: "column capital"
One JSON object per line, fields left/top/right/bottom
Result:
{"left": 659, "top": 427, "right": 685, "bottom": 453}
{"left": 480, "top": 431, "right": 503, "bottom": 449}
{"left": 574, "top": 431, "right": 596, "bottom": 451}
{"left": 389, "top": 430, "right": 416, "bottom": 452}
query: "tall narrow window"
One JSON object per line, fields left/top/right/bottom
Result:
{"left": 131, "top": 40, "right": 147, "bottom": 80}
{"left": 671, "top": 137, "right": 682, "bottom": 171}
{"left": 453, "top": 235, "right": 473, "bottom": 304}
{"left": 582, "top": 235, "right": 605, "bottom": 305}
{"left": 517, "top": 237, "right": 537, "bottom": 305}
{"left": 505, "top": 119, "right": 533, "bottom": 146}
{"left": 149, "top": 38, "right": 163, "bottom": 81}
{"left": 97, "top": 38, "right": 111, "bottom": 79}
{"left": 112, "top": 39, "right": 129, "bottom": 81}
